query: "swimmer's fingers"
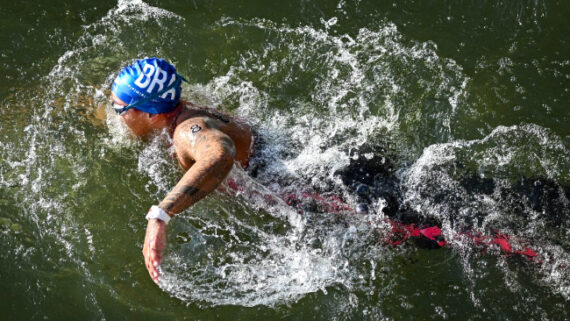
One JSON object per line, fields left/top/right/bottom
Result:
{"left": 142, "top": 219, "right": 167, "bottom": 284}
{"left": 143, "top": 245, "right": 160, "bottom": 283}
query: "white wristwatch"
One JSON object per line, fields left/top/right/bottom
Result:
{"left": 145, "top": 205, "right": 171, "bottom": 225}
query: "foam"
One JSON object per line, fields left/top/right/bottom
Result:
{"left": 401, "top": 124, "right": 570, "bottom": 298}
{"left": 5, "top": 0, "right": 567, "bottom": 311}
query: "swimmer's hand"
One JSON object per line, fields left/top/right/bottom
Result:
{"left": 142, "top": 219, "right": 167, "bottom": 283}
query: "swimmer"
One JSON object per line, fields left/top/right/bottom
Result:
{"left": 110, "top": 58, "right": 546, "bottom": 284}
{"left": 110, "top": 58, "right": 253, "bottom": 283}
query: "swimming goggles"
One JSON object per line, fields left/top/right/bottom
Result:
{"left": 111, "top": 103, "right": 128, "bottom": 115}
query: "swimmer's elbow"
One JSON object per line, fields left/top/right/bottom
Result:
{"left": 201, "top": 136, "right": 236, "bottom": 168}
{"left": 214, "top": 148, "right": 235, "bottom": 168}
{"left": 206, "top": 148, "right": 235, "bottom": 178}
{"left": 217, "top": 135, "right": 237, "bottom": 160}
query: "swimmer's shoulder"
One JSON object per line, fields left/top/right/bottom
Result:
{"left": 181, "top": 101, "right": 235, "bottom": 125}
{"left": 170, "top": 102, "right": 228, "bottom": 137}
{"left": 175, "top": 101, "right": 253, "bottom": 165}
{"left": 177, "top": 101, "right": 252, "bottom": 136}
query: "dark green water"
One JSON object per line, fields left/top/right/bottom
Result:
{"left": 0, "top": 0, "right": 568, "bottom": 320}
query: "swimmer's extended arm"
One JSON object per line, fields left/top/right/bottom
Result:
{"left": 143, "top": 118, "right": 236, "bottom": 283}
{"left": 158, "top": 119, "right": 236, "bottom": 214}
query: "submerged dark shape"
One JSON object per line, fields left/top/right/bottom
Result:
{"left": 333, "top": 143, "right": 569, "bottom": 255}
{"left": 336, "top": 144, "right": 395, "bottom": 186}
{"left": 334, "top": 144, "right": 444, "bottom": 249}
{"left": 242, "top": 139, "right": 566, "bottom": 258}
{"left": 335, "top": 143, "right": 400, "bottom": 217}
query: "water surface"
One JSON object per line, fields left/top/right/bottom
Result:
{"left": 0, "top": 0, "right": 568, "bottom": 320}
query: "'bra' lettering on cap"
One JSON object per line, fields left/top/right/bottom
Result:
{"left": 112, "top": 57, "right": 185, "bottom": 114}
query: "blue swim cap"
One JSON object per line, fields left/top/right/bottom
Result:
{"left": 112, "top": 58, "right": 186, "bottom": 114}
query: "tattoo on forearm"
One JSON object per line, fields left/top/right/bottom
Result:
{"left": 181, "top": 185, "right": 200, "bottom": 197}
{"left": 158, "top": 156, "right": 233, "bottom": 214}
{"left": 160, "top": 186, "right": 202, "bottom": 212}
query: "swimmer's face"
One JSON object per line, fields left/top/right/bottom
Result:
{"left": 110, "top": 93, "right": 153, "bottom": 137}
